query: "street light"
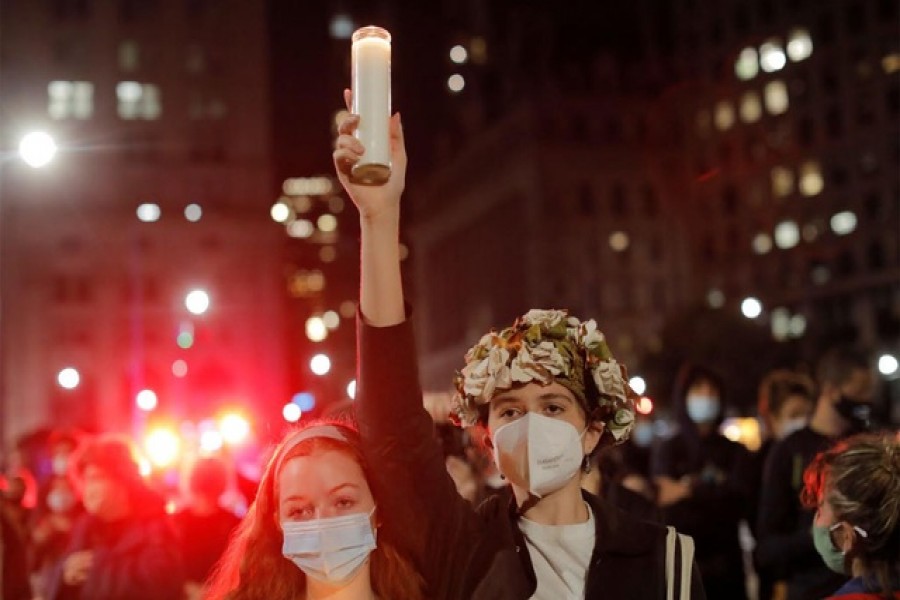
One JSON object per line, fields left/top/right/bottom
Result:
{"left": 185, "top": 289, "right": 210, "bottom": 315}
{"left": 18, "top": 131, "right": 57, "bottom": 168}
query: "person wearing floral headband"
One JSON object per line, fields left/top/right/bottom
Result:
{"left": 333, "top": 92, "right": 705, "bottom": 599}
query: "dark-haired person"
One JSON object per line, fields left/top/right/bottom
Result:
{"left": 204, "top": 421, "right": 425, "bottom": 600}
{"left": 757, "top": 348, "right": 875, "bottom": 600}
{"left": 748, "top": 370, "right": 816, "bottom": 599}
{"left": 334, "top": 95, "right": 704, "bottom": 599}
{"left": 46, "top": 435, "right": 184, "bottom": 600}
{"left": 172, "top": 457, "right": 240, "bottom": 600}
{"left": 650, "top": 364, "right": 751, "bottom": 599}
{"left": 801, "top": 434, "right": 900, "bottom": 599}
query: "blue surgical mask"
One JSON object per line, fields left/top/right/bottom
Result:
{"left": 282, "top": 508, "right": 378, "bottom": 584}
{"left": 686, "top": 395, "right": 720, "bottom": 424}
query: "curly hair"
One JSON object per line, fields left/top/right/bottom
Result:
{"left": 802, "top": 433, "right": 900, "bottom": 597}
{"left": 204, "top": 420, "right": 424, "bottom": 600}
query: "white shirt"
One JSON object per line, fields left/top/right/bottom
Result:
{"left": 518, "top": 503, "right": 596, "bottom": 600}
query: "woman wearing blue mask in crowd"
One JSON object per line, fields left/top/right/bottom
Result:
{"left": 650, "top": 363, "right": 751, "bottom": 599}
{"left": 333, "top": 98, "right": 704, "bottom": 599}
{"left": 801, "top": 433, "right": 900, "bottom": 599}
{"left": 205, "top": 421, "right": 424, "bottom": 600}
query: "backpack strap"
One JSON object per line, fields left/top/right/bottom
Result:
{"left": 665, "top": 526, "right": 696, "bottom": 600}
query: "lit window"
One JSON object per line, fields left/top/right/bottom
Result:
{"left": 771, "top": 307, "right": 790, "bottom": 340}
{"left": 882, "top": 53, "right": 900, "bottom": 74}
{"left": 609, "top": 231, "right": 630, "bottom": 252}
{"left": 752, "top": 233, "right": 773, "bottom": 254}
{"left": 119, "top": 40, "right": 140, "bottom": 72}
{"left": 48, "top": 81, "right": 93, "bottom": 119}
{"left": 447, "top": 74, "right": 465, "bottom": 93}
{"left": 735, "top": 47, "right": 759, "bottom": 80}
{"left": 788, "top": 314, "right": 806, "bottom": 338}
{"left": 760, "top": 40, "right": 786, "bottom": 73}
{"left": 799, "top": 161, "right": 824, "bottom": 196}
{"left": 740, "top": 91, "right": 762, "bottom": 122}
{"left": 786, "top": 29, "right": 813, "bottom": 62}
{"left": 469, "top": 37, "right": 487, "bottom": 64}
{"left": 317, "top": 214, "right": 338, "bottom": 233}
{"left": 117, "top": 82, "right": 161, "bottom": 119}
{"left": 450, "top": 45, "right": 468, "bottom": 64}
{"left": 714, "top": 101, "right": 735, "bottom": 130}
{"left": 764, "top": 80, "right": 789, "bottom": 115}
{"left": 184, "top": 204, "right": 202, "bottom": 222}
{"left": 774, "top": 220, "right": 800, "bottom": 249}
{"left": 830, "top": 211, "right": 857, "bottom": 235}
{"left": 707, "top": 288, "right": 725, "bottom": 308}
{"left": 770, "top": 166, "right": 794, "bottom": 197}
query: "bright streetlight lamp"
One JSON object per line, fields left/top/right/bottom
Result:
{"left": 18, "top": 131, "right": 57, "bottom": 168}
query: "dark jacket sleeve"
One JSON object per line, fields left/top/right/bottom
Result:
{"left": 756, "top": 438, "right": 816, "bottom": 570}
{"left": 356, "top": 315, "right": 480, "bottom": 591}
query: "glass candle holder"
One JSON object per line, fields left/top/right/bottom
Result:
{"left": 351, "top": 26, "right": 391, "bottom": 185}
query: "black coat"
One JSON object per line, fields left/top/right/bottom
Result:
{"left": 46, "top": 511, "right": 184, "bottom": 600}
{"left": 357, "top": 316, "right": 706, "bottom": 599}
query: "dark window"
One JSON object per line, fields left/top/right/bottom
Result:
{"left": 886, "top": 83, "right": 899, "bottom": 116}
{"left": 611, "top": 183, "right": 627, "bottom": 217}
{"left": 826, "top": 106, "right": 843, "bottom": 138}
{"left": 579, "top": 184, "right": 595, "bottom": 217}
{"left": 846, "top": 1, "right": 865, "bottom": 34}
{"left": 642, "top": 186, "right": 659, "bottom": 218}
{"left": 53, "top": 0, "right": 91, "bottom": 19}
{"left": 797, "top": 117, "right": 815, "bottom": 146}
{"left": 865, "top": 192, "right": 880, "bottom": 220}
{"left": 836, "top": 251, "right": 856, "bottom": 277}
{"left": 759, "top": 0, "right": 775, "bottom": 23}
{"left": 868, "top": 241, "right": 886, "bottom": 269}
{"left": 734, "top": 4, "right": 750, "bottom": 34}
{"left": 822, "top": 66, "right": 839, "bottom": 93}
{"left": 830, "top": 165, "right": 849, "bottom": 188}
{"left": 817, "top": 12, "right": 835, "bottom": 44}
{"left": 723, "top": 184, "right": 738, "bottom": 215}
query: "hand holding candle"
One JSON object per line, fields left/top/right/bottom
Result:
{"left": 350, "top": 26, "right": 392, "bottom": 185}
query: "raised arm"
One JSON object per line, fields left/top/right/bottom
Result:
{"left": 332, "top": 89, "right": 405, "bottom": 327}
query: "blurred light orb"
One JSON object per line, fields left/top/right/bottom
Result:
{"left": 347, "top": 379, "right": 357, "bottom": 400}
{"left": 310, "top": 353, "right": 331, "bottom": 376}
{"left": 450, "top": 45, "right": 468, "bottom": 64}
{"left": 144, "top": 428, "right": 180, "bottom": 468}
{"left": 172, "top": 359, "right": 188, "bottom": 378}
{"left": 219, "top": 414, "right": 250, "bottom": 445}
{"left": 184, "top": 204, "right": 203, "bottom": 222}
{"left": 19, "top": 131, "right": 57, "bottom": 168}
{"left": 305, "top": 316, "right": 328, "bottom": 342}
{"left": 283, "top": 402, "right": 302, "bottom": 423}
{"left": 878, "top": 354, "right": 899, "bottom": 376}
{"left": 741, "top": 297, "right": 763, "bottom": 319}
{"left": 136, "top": 389, "right": 158, "bottom": 411}
{"left": 270, "top": 202, "right": 291, "bottom": 223}
{"left": 185, "top": 289, "right": 210, "bottom": 315}
{"left": 629, "top": 376, "right": 647, "bottom": 396}
{"left": 447, "top": 74, "right": 465, "bottom": 93}
{"left": 323, "top": 310, "right": 340, "bottom": 330}
{"left": 57, "top": 367, "right": 80, "bottom": 390}
{"left": 137, "top": 203, "right": 161, "bottom": 223}
{"left": 199, "top": 429, "right": 223, "bottom": 453}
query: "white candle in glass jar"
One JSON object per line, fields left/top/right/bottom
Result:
{"left": 351, "top": 26, "right": 391, "bottom": 185}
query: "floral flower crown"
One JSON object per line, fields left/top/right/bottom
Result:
{"left": 451, "top": 309, "right": 636, "bottom": 443}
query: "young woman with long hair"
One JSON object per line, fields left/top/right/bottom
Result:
{"left": 204, "top": 421, "right": 424, "bottom": 600}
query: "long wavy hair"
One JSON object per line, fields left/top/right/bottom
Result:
{"left": 204, "top": 420, "right": 424, "bottom": 600}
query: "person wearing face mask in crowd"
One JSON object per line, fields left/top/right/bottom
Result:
{"left": 800, "top": 434, "right": 900, "bottom": 599}
{"left": 31, "top": 476, "right": 83, "bottom": 600}
{"left": 333, "top": 99, "right": 704, "bottom": 599}
{"left": 205, "top": 420, "right": 425, "bottom": 600}
{"left": 757, "top": 347, "right": 876, "bottom": 600}
{"left": 45, "top": 434, "right": 184, "bottom": 600}
{"left": 650, "top": 364, "right": 751, "bottom": 599}
{"left": 745, "top": 370, "right": 815, "bottom": 600}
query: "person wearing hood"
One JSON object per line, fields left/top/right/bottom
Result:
{"left": 757, "top": 347, "right": 876, "bottom": 600}
{"left": 650, "top": 363, "right": 751, "bottom": 599}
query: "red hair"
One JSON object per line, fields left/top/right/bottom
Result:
{"left": 204, "top": 420, "right": 424, "bottom": 600}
